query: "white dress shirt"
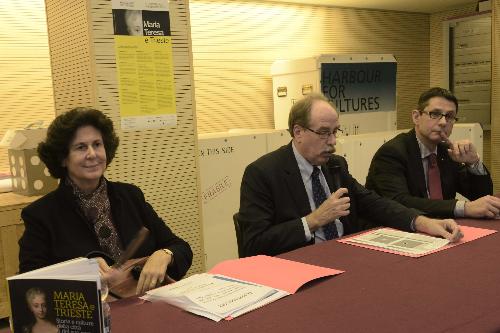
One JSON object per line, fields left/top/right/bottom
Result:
{"left": 292, "top": 142, "right": 344, "bottom": 243}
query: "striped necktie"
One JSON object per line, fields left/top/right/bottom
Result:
{"left": 311, "top": 167, "right": 339, "bottom": 240}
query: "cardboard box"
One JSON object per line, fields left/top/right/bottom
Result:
{"left": 2, "top": 128, "right": 58, "bottom": 196}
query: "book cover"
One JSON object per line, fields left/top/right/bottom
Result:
{"left": 7, "top": 258, "right": 105, "bottom": 333}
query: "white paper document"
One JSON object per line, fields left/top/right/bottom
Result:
{"left": 344, "top": 228, "right": 450, "bottom": 255}
{"left": 143, "top": 273, "right": 289, "bottom": 321}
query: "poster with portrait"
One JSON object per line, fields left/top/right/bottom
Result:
{"left": 112, "top": 0, "right": 177, "bottom": 131}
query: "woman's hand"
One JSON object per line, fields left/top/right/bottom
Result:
{"left": 96, "top": 257, "right": 112, "bottom": 275}
{"left": 97, "top": 257, "right": 121, "bottom": 289}
{"left": 136, "top": 250, "right": 172, "bottom": 295}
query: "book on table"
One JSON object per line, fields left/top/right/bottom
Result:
{"left": 7, "top": 257, "right": 107, "bottom": 333}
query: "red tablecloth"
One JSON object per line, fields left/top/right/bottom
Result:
{"left": 109, "top": 217, "right": 500, "bottom": 333}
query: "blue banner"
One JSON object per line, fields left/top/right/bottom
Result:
{"left": 320, "top": 62, "right": 396, "bottom": 113}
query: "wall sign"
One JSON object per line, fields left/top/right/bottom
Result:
{"left": 112, "top": 0, "right": 177, "bottom": 131}
{"left": 320, "top": 61, "right": 396, "bottom": 113}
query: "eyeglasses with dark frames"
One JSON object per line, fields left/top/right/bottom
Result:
{"left": 304, "top": 127, "right": 343, "bottom": 139}
{"left": 419, "top": 110, "right": 458, "bottom": 123}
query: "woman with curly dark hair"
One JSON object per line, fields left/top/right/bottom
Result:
{"left": 19, "top": 108, "right": 192, "bottom": 295}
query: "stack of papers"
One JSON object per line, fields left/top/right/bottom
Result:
{"left": 339, "top": 226, "right": 497, "bottom": 257}
{"left": 342, "top": 228, "right": 449, "bottom": 255}
{"left": 145, "top": 273, "right": 287, "bottom": 321}
{"left": 143, "top": 255, "right": 344, "bottom": 321}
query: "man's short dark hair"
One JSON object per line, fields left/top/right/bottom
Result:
{"left": 288, "top": 93, "right": 333, "bottom": 136}
{"left": 417, "top": 87, "right": 458, "bottom": 113}
{"left": 38, "top": 107, "right": 119, "bottom": 179}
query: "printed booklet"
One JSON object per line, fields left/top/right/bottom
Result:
{"left": 7, "top": 258, "right": 106, "bottom": 333}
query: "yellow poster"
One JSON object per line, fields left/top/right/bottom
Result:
{"left": 112, "top": 0, "right": 176, "bottom": 130}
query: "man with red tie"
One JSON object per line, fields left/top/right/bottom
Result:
{"left": 366, "top": 87, "right": 499, "bottom": 219}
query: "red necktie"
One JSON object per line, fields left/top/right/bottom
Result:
{"left": 427, "top": 153, "right": 443, "bottom": 199}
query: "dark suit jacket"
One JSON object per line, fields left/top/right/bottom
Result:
{"left": 19, "top": 180, "right": 193, "bottom": 280}
{"left": 238, "top": 142, "right": 419, "bottom": 257}
{"left": 365, "top": 129, "right": 492, "bottom": 218}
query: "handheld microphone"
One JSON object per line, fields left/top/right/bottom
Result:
{"left": 331, "top": 165, "right": 342, "bottom": 191}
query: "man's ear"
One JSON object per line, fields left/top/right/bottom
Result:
{"left": 411, "top": 110, "right": 420, "bottom": 126}
{"left": 61, "top": 158, "right": 67, "bottom": 168}
{"left": 293, "top": 124, "right": 303, "bottom": 139}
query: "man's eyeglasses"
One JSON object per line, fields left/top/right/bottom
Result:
{"left": 304, "top": 127, "right": 343, "bottom": 139}
{"left": 420, "top": 110, "right": 458, "bottom": 123}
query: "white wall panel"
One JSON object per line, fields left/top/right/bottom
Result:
{"left": 190, "top": 0, "right": 430, "bottom": 133}
{"left": 199, "top": 132, "right": 267, "bottom": 269}
{"left": 0, "top": 0, "right": 55, "bottom": 173}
